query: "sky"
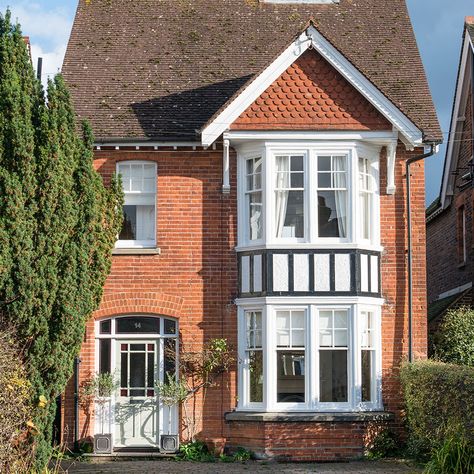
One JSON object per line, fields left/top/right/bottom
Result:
{"left": 0, "top": 0, "right": 472, "bottom": 205}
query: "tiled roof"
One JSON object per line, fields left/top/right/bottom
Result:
{"left": 62, "top": 0, "right": 441, "bottom": 143}
{"left": 232, "top": 49, "right": 391, "bottom": 130}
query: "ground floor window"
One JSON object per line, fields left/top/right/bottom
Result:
{"left": 238, "top": 303, "right": 381, "bottom": 412}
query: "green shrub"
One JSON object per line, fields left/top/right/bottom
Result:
{"left": 366, "top": 429, "right": 398, "bottom": 459}
{"left": 232, "top": 447, "right": 252, "bottom": 462}
{"left": 178, "top": 441, "right": 215, "bottom": 462}
{"left": 433, "top": 306, "right": 474, "bottom": 366}
{"left": 424, "top": 432, "right": 474, "bottom": 474}
{"left": 400, "top": 360, "right": 474, "bottom": 459}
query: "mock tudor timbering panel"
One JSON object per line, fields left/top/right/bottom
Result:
{"left": 239, "top": 249, "right": 381, "bottom": 297}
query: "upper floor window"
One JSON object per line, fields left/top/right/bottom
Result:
{"left": 317, "top": 155, "right": 347, "bottom": 238}
{"left": 116, "top": 161, "right": 157, "bottom": 248}
{"left": 246, "top": 157, "right": 263, "bottom": 241}
{"left": 358, "top": 157, "right": 375, "bottom": 241}
{"left": 275, "top": 155, "right": 305, "bottom": 239}
{"left": 238, "top": 144, "right": 379, "bottom": 248}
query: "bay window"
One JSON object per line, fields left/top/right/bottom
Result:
{"left": 239, "top": 143, "right": 379, "bottom": 247}
{"left": 239, "top": 304, "right": 381, "bottom": 412}
{"left": 117, "top": 161, "right": 157, "bottom": 248}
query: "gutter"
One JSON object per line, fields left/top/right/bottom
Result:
{"left": 406, "top": 144, "right": 435, "bottom": 363}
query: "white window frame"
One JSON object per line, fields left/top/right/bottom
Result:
{"left": 237, "top": 301, "right": 382, "bottom": 412}
{"left": 358, "top": 156, "right": 378, "bottom": 243}
{"left": 115, "top": 161, "right": 157, "bottom": 249}
{"left": 236, "top": 141, "right": 381, "bottom": 250}
{"left": 245, "top": 157, "right": 264, "bottom": 242}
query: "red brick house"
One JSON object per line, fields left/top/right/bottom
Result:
{"left": 61, "top": 0, "right": 441, "bottom": 460}
{"left": 426, "top": 18, "right": 474, "bottom": 331}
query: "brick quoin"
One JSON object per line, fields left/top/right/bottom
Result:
{"left": 62, "top": 54, "right": 428, "bottom": 460}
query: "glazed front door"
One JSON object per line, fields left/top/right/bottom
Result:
{"left": 114, "top": 340, "right": 158, "bottom": 448}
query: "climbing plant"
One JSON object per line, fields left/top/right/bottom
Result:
{"left": 0, "top": 10, "right": 122, "bottom": 470}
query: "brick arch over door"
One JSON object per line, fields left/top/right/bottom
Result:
{"left": 94, "top": 291, "right": 184, "bottom": 320}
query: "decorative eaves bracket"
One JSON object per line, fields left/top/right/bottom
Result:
{"left": 386, "top": 141, "right": 397, "bottom": 195}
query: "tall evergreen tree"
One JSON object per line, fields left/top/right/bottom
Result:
{"left": 0, "top": 10, "right": 122, "bottom": 468}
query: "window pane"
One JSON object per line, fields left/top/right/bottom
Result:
{"left": 291, "top": 156, "right": 304, "bottom": 172}
{"left": 280, "top": 190, "right": 304, "bottom": 238}
{"left": 361, "top": 350, "right": 372, "bottom": 402}
{"left": 277, "top": 330, "right": 290, "bottom": 347}
{"left": 249, "top": 351, "right": 263, "bottom": 403}
{"left": 292, "top": 311, "right": 305, "bottom": 329}
{"left": 249, "top": 192, "right": 262, "bottom": 240}
{"left": 164, "top": 319, "right": 177, "bottom": 335}
{"left": 276, "top": 312, "right": 290, "bottom": 329}
{"left": 99, "top": 339, "right": 111, "bottom": 374}
{"left": 130, "top": 353, "right": 146, "bottom": 387}
{"left": 318, "top": 172, "right": 331, "bottom": 188}
{"left": 277, "top": 350, "right": 305, "bottom": 403}
{"left": 319, "top": 312, "right": 332, "bottom": 329}
{"left": 334, "top": 311, "right": 348, "bottom": 328}
{"left": 334, "top": 330, "right": 348, "bottom": 347}
{"left": 100, "top": 319, "right": 111, "bottom": 334}
{"left": 116, "top": 317, "right": 160, "bottom": 334}
{"left": 318, "top": 156, "right": 331, "bottom": 171}
{"left": 318, "top": 190, "right": 347, "bottom": 238}
{"left": 319, "top": 350, "right": 348, "bottom": 402}
{"left": 120, "top": 205, "right": 137, "bottom": 240}
{"left": 164, "top": 339, "right": 176, "bottom": 383}
{"left": 291, "top": 172, "right": 304, "bottom": 188}
{"left": 319, "top": 330, "right": 332, "bottom": 347}
{"left": 136, "top": 205, "right": 155, "bottom": 241}
{"left": 291, "top": 329, "right": 305, "bottom": 347}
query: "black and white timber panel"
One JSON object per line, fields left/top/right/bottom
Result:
{"left": 238, "top": 249, "right": 381, "bottom": 298}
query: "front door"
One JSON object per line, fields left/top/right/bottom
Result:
{"left": 114, "top": 340, "right": 158, "bottom": 448}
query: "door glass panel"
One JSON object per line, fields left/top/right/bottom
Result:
{"left": 130, "top": 353, "right": 146, "bottom": 387}
{"left": 120, "top": 353, "right": 128, "bottom": 388}
{"left": 147, "top": 352, "right": 155, "bottom": 387}
{"left": 164, "top": 339, "right": 176, "bottom": 382}
{"left": 131, "top": 344, "right": 146, "bottom": 351}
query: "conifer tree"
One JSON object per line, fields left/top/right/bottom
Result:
{"left": 0, "top": 10, "right": 122, "bottom": 468}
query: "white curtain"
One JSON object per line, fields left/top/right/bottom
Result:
{"left": 275, "top": 156, "right": 289, "bottom": 238}
{"left": 333, "top": 156, "right": 347, "bottom": 238}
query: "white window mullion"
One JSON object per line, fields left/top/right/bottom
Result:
{"left": 237, "top": 307, "right": 246, "bottom": 409}
{"left": 349, "top": 149, "right": 357, "bottom": 243}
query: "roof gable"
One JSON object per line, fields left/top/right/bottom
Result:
{"left": 231, "top": 49, "right": 391, "bottom": 131}
{"left": 202, "top": 25, "right": 423, "bottom": 146}
{"left": 438, "top": 21, "right": 474, "bottom": 211}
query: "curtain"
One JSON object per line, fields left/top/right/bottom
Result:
{"left": 275, "top": 156, "right": 289, "bottom": 237}
{"left": 333, "top": 156, "right": 347, "bottom": 238}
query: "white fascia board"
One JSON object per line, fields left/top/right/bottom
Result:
{"left": 201, "top": 25, "right": 423, "bottom": 147}
{"left": 225, "top": 130, "right": 398, "bottom": 144}
{"left": 440, "top": 33, "right": 473, "bottom": 209}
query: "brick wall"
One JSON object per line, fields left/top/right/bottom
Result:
{"left": 61, "top": 140, "right": 427, "bottom": 460}
{"left": 427, "top": 91, "right": 473, "bottom": 303}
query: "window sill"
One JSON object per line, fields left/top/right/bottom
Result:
{"left": 112, "top": 248, "right": 161, "bottom": 255}
{"left": 225, "top": 411, "right": 393, "bottom": 423}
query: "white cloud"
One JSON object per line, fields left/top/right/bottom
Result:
{"left": 0, "top": 1, "right": 74, "bottom": 88}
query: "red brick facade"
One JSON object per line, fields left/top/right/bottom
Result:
{"left": 61, "top": 48, "right": 429, "bottom": 461}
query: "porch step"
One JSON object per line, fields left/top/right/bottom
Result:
{"left": 83, "top": 452, "right": 177, "bottom": 463}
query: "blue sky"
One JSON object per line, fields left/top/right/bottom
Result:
{"left": 1, "top": 0, "right": 472, "bottom": 205}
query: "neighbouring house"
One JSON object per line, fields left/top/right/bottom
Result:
{"left": 60, "top": 0, "right": 441, "bottom": 460}
{"left": 426, "top": 17, "right": 474, "bottom": 334}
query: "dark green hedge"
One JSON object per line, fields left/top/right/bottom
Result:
{"left": 400, "top": 360, "right": 474, "bottom": 456}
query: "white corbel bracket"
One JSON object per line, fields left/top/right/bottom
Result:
{"left": 386, "top": 141, "right": 397, "bottom": 195}
{"left": 222, "top": 139, "right": 231, "bottom": 194}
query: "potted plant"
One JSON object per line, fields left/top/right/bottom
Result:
{"left": 80, "top": 372, "right": 118, "bottom": 453}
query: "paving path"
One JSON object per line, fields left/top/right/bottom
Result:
{"left": 63, "top": 459, "right": 421, "bottom": 474}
